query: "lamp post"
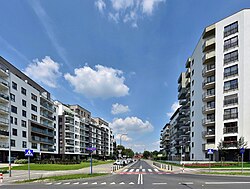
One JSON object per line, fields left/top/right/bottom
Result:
{"left": 180, "top": 146, "right": 183, "bottom": 163}
{"left": 118, "top": 133, "right": 127, "bottom": 159}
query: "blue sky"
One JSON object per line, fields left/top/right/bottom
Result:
{"left": 0, "top": 0, "right": 250, "bottom": 152}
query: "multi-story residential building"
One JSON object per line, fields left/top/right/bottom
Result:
{"left": 0, "top": 56, "right": 58, "bottom": 162}
{"left": 0, "top": 56, "right": 115, "bottom": 162}
{"left": 160, "top": 123, "right": 170, "bottom": 157}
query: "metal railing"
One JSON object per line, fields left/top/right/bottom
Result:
{"left": 223, "top": 113, "right": 238, "bottom": 120}
{"left": 223, "top": 127, "right": 238, "bottom": 134}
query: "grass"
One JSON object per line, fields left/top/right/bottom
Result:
{"left": 16, "top": 173, "right": 109, "bottom": 183}
{"left": 1, "top": 160, "right": 114, "bottom": 171}
{"left": 198, "top": 171, "right": 250, "bottom": 176}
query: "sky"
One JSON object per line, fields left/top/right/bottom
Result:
{"left": 0, "top": 0, "right": 250, "bottom": 153}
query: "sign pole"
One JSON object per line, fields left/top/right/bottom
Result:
{"left": 28, "top": 156, "right": 30, "bottom": 180}
{"left": 241, "top": 152, "right": 243, "bottom": 174}
{"left": 209, "top": 154, "right": 211, "bottom": 172}
{"left": 90, "top": 152, "right": 93, "bottom": 175}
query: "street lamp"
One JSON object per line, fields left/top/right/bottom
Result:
{"left": 119, "top": 133, "right": 127, "bottom": 146}
{"left": 180, "top": 146, "right": 183, "bottom": 163}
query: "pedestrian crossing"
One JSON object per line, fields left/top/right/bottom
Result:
{"left": 119, "top": 168, "right": 172, "bottom": 174}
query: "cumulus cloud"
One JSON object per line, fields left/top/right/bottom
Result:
{"left": 110, "top": 116, "right": 154, "bottom": 133}
{"left": 95, "top": 0, "right": 166, "bottom": 27}
{"left": 64, "top": 65, "right": 129, "bottom": 98}
{"left": 167, "top": 101, "right": 180, "bottom": 117}
{"left": 115, "top": 134, "right": 132, "bottom": 142}
{"left": 24, "top": 56, "right": 62, "bottom": 88}
{"left": 111, "top": 103, "right": 130, "bottom": 115}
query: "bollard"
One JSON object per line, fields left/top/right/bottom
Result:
{"left": 160, "top": 164, "right": 162, "bottom": 169}
{"left": 0, "top": 173, "right": 3, "bottom": 183}
{"left": 168, "top": 164, "right": 170, "bottom": 170}
{"left": 182, "top": 164, "right": 184, "bottom": 173}
{"left": 171, "top": 165, "right": 173, "bottom": 171}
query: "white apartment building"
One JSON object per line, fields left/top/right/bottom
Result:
{"left": 189, "top": 9, "right": 250, "bottom": 160}
{"left": 0, "top": 57, "right": 58, "bottom": 162}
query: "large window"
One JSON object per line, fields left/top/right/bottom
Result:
{"left": 224, "top": 21, "right": 238, "bottom": 37}
{"left": 12, "top": 82, "right": 17, "bottom": 90}
{"left": 224, "top": 79, "right": 238, "bottom": 92}
{"left": 224, "top": 65, "right": 238, "bottom": 78}
{"left": 31, "top": 104, "right": 37, "bottom": 112}
{"left": 11, "top": 105, "right": 17, "bottom": 114}
{"left": 21, "top": 87, "right": 27, "bottom": 95}
{"left": 224, "top": 50, "right": 238, "bottom": 65}
{"left": 224, "top": 36, "right": 238, "bottom": 51}
{"left": 224, "top": 107, "right": 238, "bottom": 120}
{"left": 31, "top": 93, "right": 37, "bottom": 101}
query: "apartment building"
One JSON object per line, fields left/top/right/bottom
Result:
{"left": 0, "top": 56, "right": 115, "bottom": 162}
{"left": 160, "top": 123, "right": 170, "bottom": 157}
{"left": 0, "top": 57, "right": 58, "bottom": 162}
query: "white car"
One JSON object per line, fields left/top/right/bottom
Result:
{"left": 113, "top": 160, "right": 122, "bottom": 165}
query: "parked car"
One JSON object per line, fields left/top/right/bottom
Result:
{"left": 113, "top": 160, "right": 122, "bottom": 165}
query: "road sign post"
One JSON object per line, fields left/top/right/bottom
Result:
{"left": 207, "top": 149, "right": 214, "bottom": 172}
{"left": 24, "top": 149, "right": 34, "bottom": 180}
{"left": 240, "top": 148, "right": 245, "bottom": 173}
{"left": 86, "top": 147, "right": 96, "bottom": 175}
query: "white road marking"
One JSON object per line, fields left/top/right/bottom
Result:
{"left": 205, "top": 182, "right": 250, "bottom": 185}
{"left": 154, "top": 169, "right": 159, "bottom": 172}
{"left": 110, "top": 182, "right": 116, "bottom": 184}
{"left": 101, "top": 182, "right": 106, "bottom": 185}
{"left": 152, "top": 183, "right": 167, "bottom": 185}
{"left": 179, "top": 182, "right": 194, "bottom": 185}
{"left": 129, "top": 182, "right": 135, "bottom": 185}
{"left": 82, "top": 182, "right": 88, "bottom": 185}
{"left": 129, "top": 169, "right": 134, "bottom": 172}
{"left": 73, "top": 182, "right": 79, "bottom": 185}
{"left": 148, "top": 169, "right": 152, "bottom": 172}
{"left": 119, "top": 182, "right": 125, "bottom": 184}
{"left": 45, "top": 183, "right": 52, "bottom": 185}
{"left": 142, "top": 169, "right": 145, "bottom": 172}
{"left": 141, "top": 174, "right": 143, "bottom": 184}
{"left": 123, "top": 169, "right": 128, "bottom": 172}
{"left": 136, "top": 169, "right": 140, "bottom": 172}
{"left": 54, "top": 182, "right": 62, "bottom": 185}
{"left": 137, "top": 174, "right": 141, "bottom": 184}
{"left": 92, "top": 182, "right": 97, "bottom": 184}
{"left": 63, "top": 182, "right": 70, "bottom": 185}
{"left": 140, "top": 165, "right": 142, "bottom": 169}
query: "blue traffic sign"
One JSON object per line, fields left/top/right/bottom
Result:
{"left": 86, "top": 147, "right": 96, "bottom": 152}
{"left": 240, "top": 148, "right": 245, "bottom": 154}
{"left": 25, "top": 149, "right": 34, "bottom": 157}
{"left": 207, "top": 149, "right": 214, "bottom": 155}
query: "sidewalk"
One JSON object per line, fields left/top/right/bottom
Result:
{"left": 1, "top": 162, "right": 114, "bottom": 183}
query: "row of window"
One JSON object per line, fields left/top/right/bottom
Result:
{"left": 224, "top": 21, "right": 238, "bottom": 38}
{"left": 12, "top": 81, "right": 37, "bottom": 101}
{"left": 11, "top": 116, "right": 27, "bottom": 127}
{"left": 12, "top": 128, "right": 26, "bottom": 138}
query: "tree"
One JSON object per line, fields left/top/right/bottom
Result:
{"left": 217, "top": 139, "right": 228, "bottom": 163}
{"left": 237, "top": 136, "right": 248, "bottom": 149}
{"left": 143, "top": 151, "right": 152, "bottom": 159}
{"left": 123, "top": 148, "right": 134, "bottom": 158}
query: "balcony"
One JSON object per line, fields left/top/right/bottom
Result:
{"left": 40, "top": 147, "right": 54, "bottom": 152}
{"left": 185, "top": 68, "right": 190, "bottom": 78}
{"left": 223, "top": 141, "right": 237, "bottom": 148}
{"left": 31, "top": 127, "right": 54, "bottom": 137}
{"left": 40, "top": 112, "right": 54, "bottom": 121}
{"left": 202, "top": 130, "right": 215, "bottom": 138}
{"left": 0, "top": 93, "right": 9, "bottom": 103}
{"left": 202, "top": 104, "right": 215, "bottom": 114}
{"left": 224, "top": 83, "right": 238, "bottom": 92}
{"left": 0, "top": 105, "right": 9, "bottom": 115}
{"left": 202, "top": 90, "right": 215, "bottom": 101}
{"left": 224, "top": 113, "right": 238, "bottom": 120}
{"left": 0, "top": 78, "right": 9, "bottom": 90}
{"left": 203, "top": 37, "right": 215, "bottom": 52}
{"left": 223, "top": 127, "right": 238, "bottom": 134}
{"left": 40, "top": 102, "right": 54, "bottom": 113}
{"left": 202, "top": 117, "right": 215, "bottom": 126}
{"left": 185, "top": 78, "right": 190, "bottom": 88}
{"left": 202, "top": 24, "right": 215, "bottom": 39}
{"left": 31, "top": 136, "right": 54, "bottom": 145}
{"left": 203, "top": 50, "right": 215, "bottom": 64}
{"left": 0, "top": 142, "right": 9, "bottom": 148}
{"left": 202, "top": 64, "right": 215, "bottom": 77}
{"left": 0, "top": 117, "right": 9, "bottom": 126}
{"left": 224, "top": 69, "right": 238, "bottom": 79}
{"left": 0, "top": 130, "right": 9, "bottom": 137}
{"left": 202, "top": 143, "right": 215, "bottom": 151}
{"left": 224, "top": 97, "right": 238, "bottom": 107}
{"left": 202, "top": 78, "right": 215, "bottom": 89}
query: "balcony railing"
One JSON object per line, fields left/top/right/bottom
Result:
{"left": 223, "top": 127, "right": 238, "bottom": 134}
{"left": 0, "top": 142, "right": 9, "bottom": 148}
{"left": 202, "top": 118, "right": 215, "bottom": 125}
{"left": 224, "top": 41, "right": 238, "bottom": 51}
{"left": 203, "top": 78, "right": 215, "bottom": 87}
{"left": 202, "top": 130, "right": 215, "bottom": 137}
{"left": 224, "top": 83, "right": 238, "bottom": 92}
{"left": 0, "top": 105, "right": 9, "bottom": 113}
{"left": 223, "top": 113, "right": 238, "bottom": 120}
{"left": 31, "top": 127, "right": 54, "bottom": 137}
{"left": 0, "top": 130, "right": 9, "bottom": 136}
{"left": 202, "top": 90, "right": 215, "bottom": 100}
{"left": 0, "top": 93, "right": 9, "bottom": 101}
{"left": 224, "top": 69, "right": 238, "bottom": 78}
{"left": 0, "top": 117, "right": 9, "bottom": 125}
{"left": 224, "top": 55, "right": 238, "bottom": 65}
{"left": 223, "top": 141, "right": 237, "bottom": 148}
{"left": 202, "top": 104, "right": 215, "bottom": 112}
{"left": 202, "top": 64, "right": 215, "bottom": 76}
{"left": 40, "top": 112, "right": 54, "bottom": 121}
{"left": 224, "top": 97, "right": 238, "bottom": 106}
{"left": 40, "top": 102, "right": 54, "bottom": 112}
{"left": 0, "top": 78, "right": 9, "bottom": 88}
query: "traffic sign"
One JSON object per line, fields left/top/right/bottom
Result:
{"left": 240, "top": 148, "right": 245, "bottom": 154}
{"left": 207, "top": 149, "right": 214, "bottom": 155}
{"left": 25, "top": 149, "right": 34, "bottom": 157}
{"left": 86, "top": 147, "right": 96, "bottom": 152}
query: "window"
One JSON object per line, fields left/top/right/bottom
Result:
{"left": 12, "top": 82, "right": 17, "bottom": 90}
{"left": 31, "top": 143, "right": 37, "bottom": 149}
{"left": 207, "top": 88, "right": 215, "bottom": 96}
{"left": 224, "top": 21, "right": 238, "bottom": 37}
{"left": 192, "top": 90, "right": 194, "bottom": 96}
{"left": 207, "top": 101, "right": 215, "bottom": 108}
{"left": 224, "top": 50, "right": 238, "bottom": 64}
{"left": 224, "top": 107, "right": 238, "bottom": 120}
{"left": 224, "top": 36, "right": 238, "bottom": 51}
{"left": 192, "top": 142, "right": 194, "bottom": 148}
{"left": 21, "top": 87, "right": 26, "bottom": 95}
{"left": 12, "top": 128, "right": 17, "bottom": 136}
{"left": 22, "top": 141, "right": 27, "bottom": 148}
{"left": 31, "top": 114, "right": 37, "bottom": 121}
{"left": 192, "top": 111, "right": 194, "bottom": 117}
{"left": 192, "top": 70, "right": 194, "bottom": 76}
{"left": 10, "top": 116, "right": 13, "bottom": 124}
{"left": 10, "top": 93, "right": 15, "bottom": 102}
{"left": 192, "top": 154, "right": 194, "bottom": 159}
{"left": 21, "top": 120, "right": 27, "bottom": 127}
{"left": 192, "top": 59, "right": 194, "bottom": 66}
{"left": 22, "top": 99, "right": 26, "bottom": 107}
{"left": 224, "top": 79, "right": 238, "bottom": 92}
{"left": 192, "top": 80, "right": 194, "bottom": 86}
{"left": 224, "top": 65, "right": 238, "bottom": 78}
{"left": 22, "top": 110, "right": 27, "bottom": 117}
{"left": 31, "top": 93, "right": 37, "bottom": 101}
{"left": 14, "top": 118, "right": 17, "bottom": 125}
{"left": 192, "top": 132, "right": 194, "bottom": 137}
{"left": 31, "top": 104, "right": 37, "bottom": 112}
{"left": 11, "top": 139, "right": 15, "bottom": 147}
{"left": 22, "top": 131, "right": 27, "bottom": 138}
{"left": 224, "top": 94, "right": 238, "bottom": 106}
{"left": 192, "top": 121, "right": 194, "bottom": 127}
{"left": 192, "top": 101, "right": 194, "bottom": 106}
{"left": 11, "top": 105, "right": 17, "bottom": 114}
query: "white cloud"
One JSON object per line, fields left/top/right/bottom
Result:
{"left": 95, "top": 0, "right": 106, "bottom": 13}
{"left": 111, "top": 103, "right": 130, "bottom": 115}
{"left": 110, "top": 116, "right": 154, "bottom": 133}
{"left": 167, "top": 101, "right": 180, "bottom": 117}
{"left": 64, "top": 65, "right": 129, "bottom": 98}
{"left": 24, "top": 56, "right": 62, "bottom": 88}
{"left": 115, "top": 134, "right": 132, "bottom": 142}
{"left": 95, "top": 0, "right": 166, "bottom": 27}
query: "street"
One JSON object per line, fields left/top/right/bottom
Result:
{"left": 1, "top": 160, "right": 250, "bottom": 189}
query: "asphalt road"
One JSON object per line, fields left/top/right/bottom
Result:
{"left": 1, "top": 160, "right": 250, "bottom": 189}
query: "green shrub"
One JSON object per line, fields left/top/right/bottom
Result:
{"left": 14, "top": 159, "right": 28, "bottom": 164}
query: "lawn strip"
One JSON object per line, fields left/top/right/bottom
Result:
{"left": 198, "top": 171, "right": 250, "bottom": 176}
